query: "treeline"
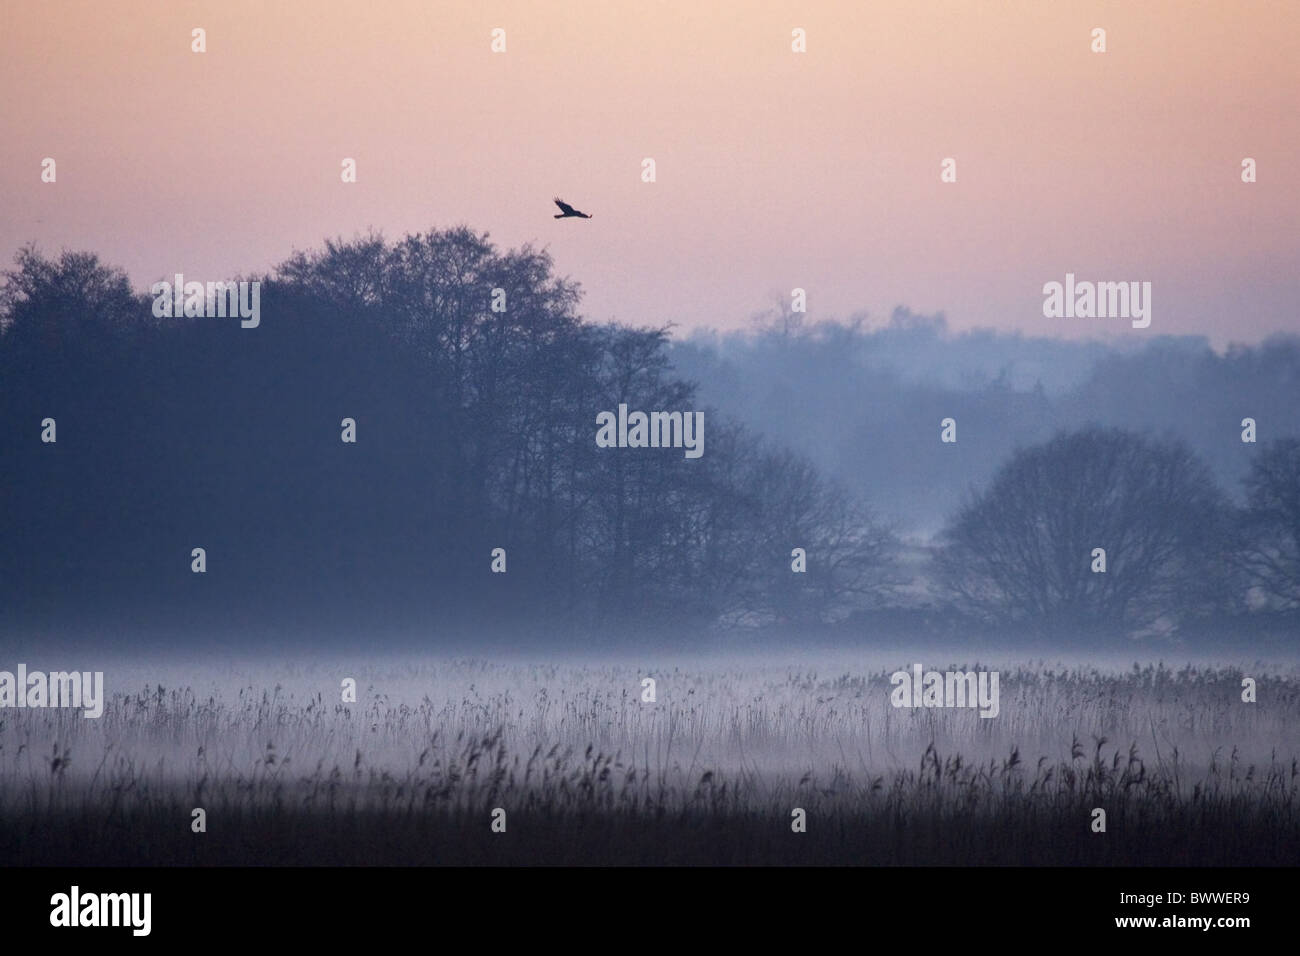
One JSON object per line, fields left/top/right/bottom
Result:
{"left": 927, "top": 426, "right": 1300, "bottom": 644}
{"left": 1, "top": 232, "right": 1296, "bottom": 647}
{"left": 0, "top": 232, "right": 891, "bottom": 644}
{"left": 671, "top": 313, "right": 1300, "bottom": 536}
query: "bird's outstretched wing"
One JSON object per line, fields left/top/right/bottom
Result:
{"left": 554, "top": 198, "right": 577, "bottom": 215}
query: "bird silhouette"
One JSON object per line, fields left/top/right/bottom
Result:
{"left": 553, "top": 198, "right": 592, "bottom": 219}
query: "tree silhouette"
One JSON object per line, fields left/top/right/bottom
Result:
{"left": 1240, "top": 438, "right": 1300, "bottom": 612}
{"left": 934, "top": 426, "right": 1234, "bottom": 637}
{"left": 0, "top": 234, "right": 895, "bottom": 641}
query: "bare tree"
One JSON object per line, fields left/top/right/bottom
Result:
{"left": 732, "top": 447, "right": 897, "bottom": 626}
{"left": 934, "top": 427, "right": 1233, "bottom": 636}
{"left": 1240, "top": 438, "right": 1300, "bottom": 611}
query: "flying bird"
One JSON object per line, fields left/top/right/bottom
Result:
{"left": 553, "top": 197, "right": 592, "bottom": 219}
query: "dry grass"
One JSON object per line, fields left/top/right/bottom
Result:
{"left": 1, "top": 656, "right": 1296, "bottom": 864}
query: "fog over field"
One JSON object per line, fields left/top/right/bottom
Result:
{"left": 3, "top": 643, "right": 1297, "bottom": 865}
{"left": 8, "top": 648, "right": 1298, "bottom": 776}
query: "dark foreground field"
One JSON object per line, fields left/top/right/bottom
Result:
{"left": 4, "top": 736, "right": 1298, "bottom": 865}
{"left": 5, "top": 807, "right": 1297, "bottom": 866}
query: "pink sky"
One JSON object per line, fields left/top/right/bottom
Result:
{"left": 2, "top": 0, "right": 1297, "bottom": 345}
